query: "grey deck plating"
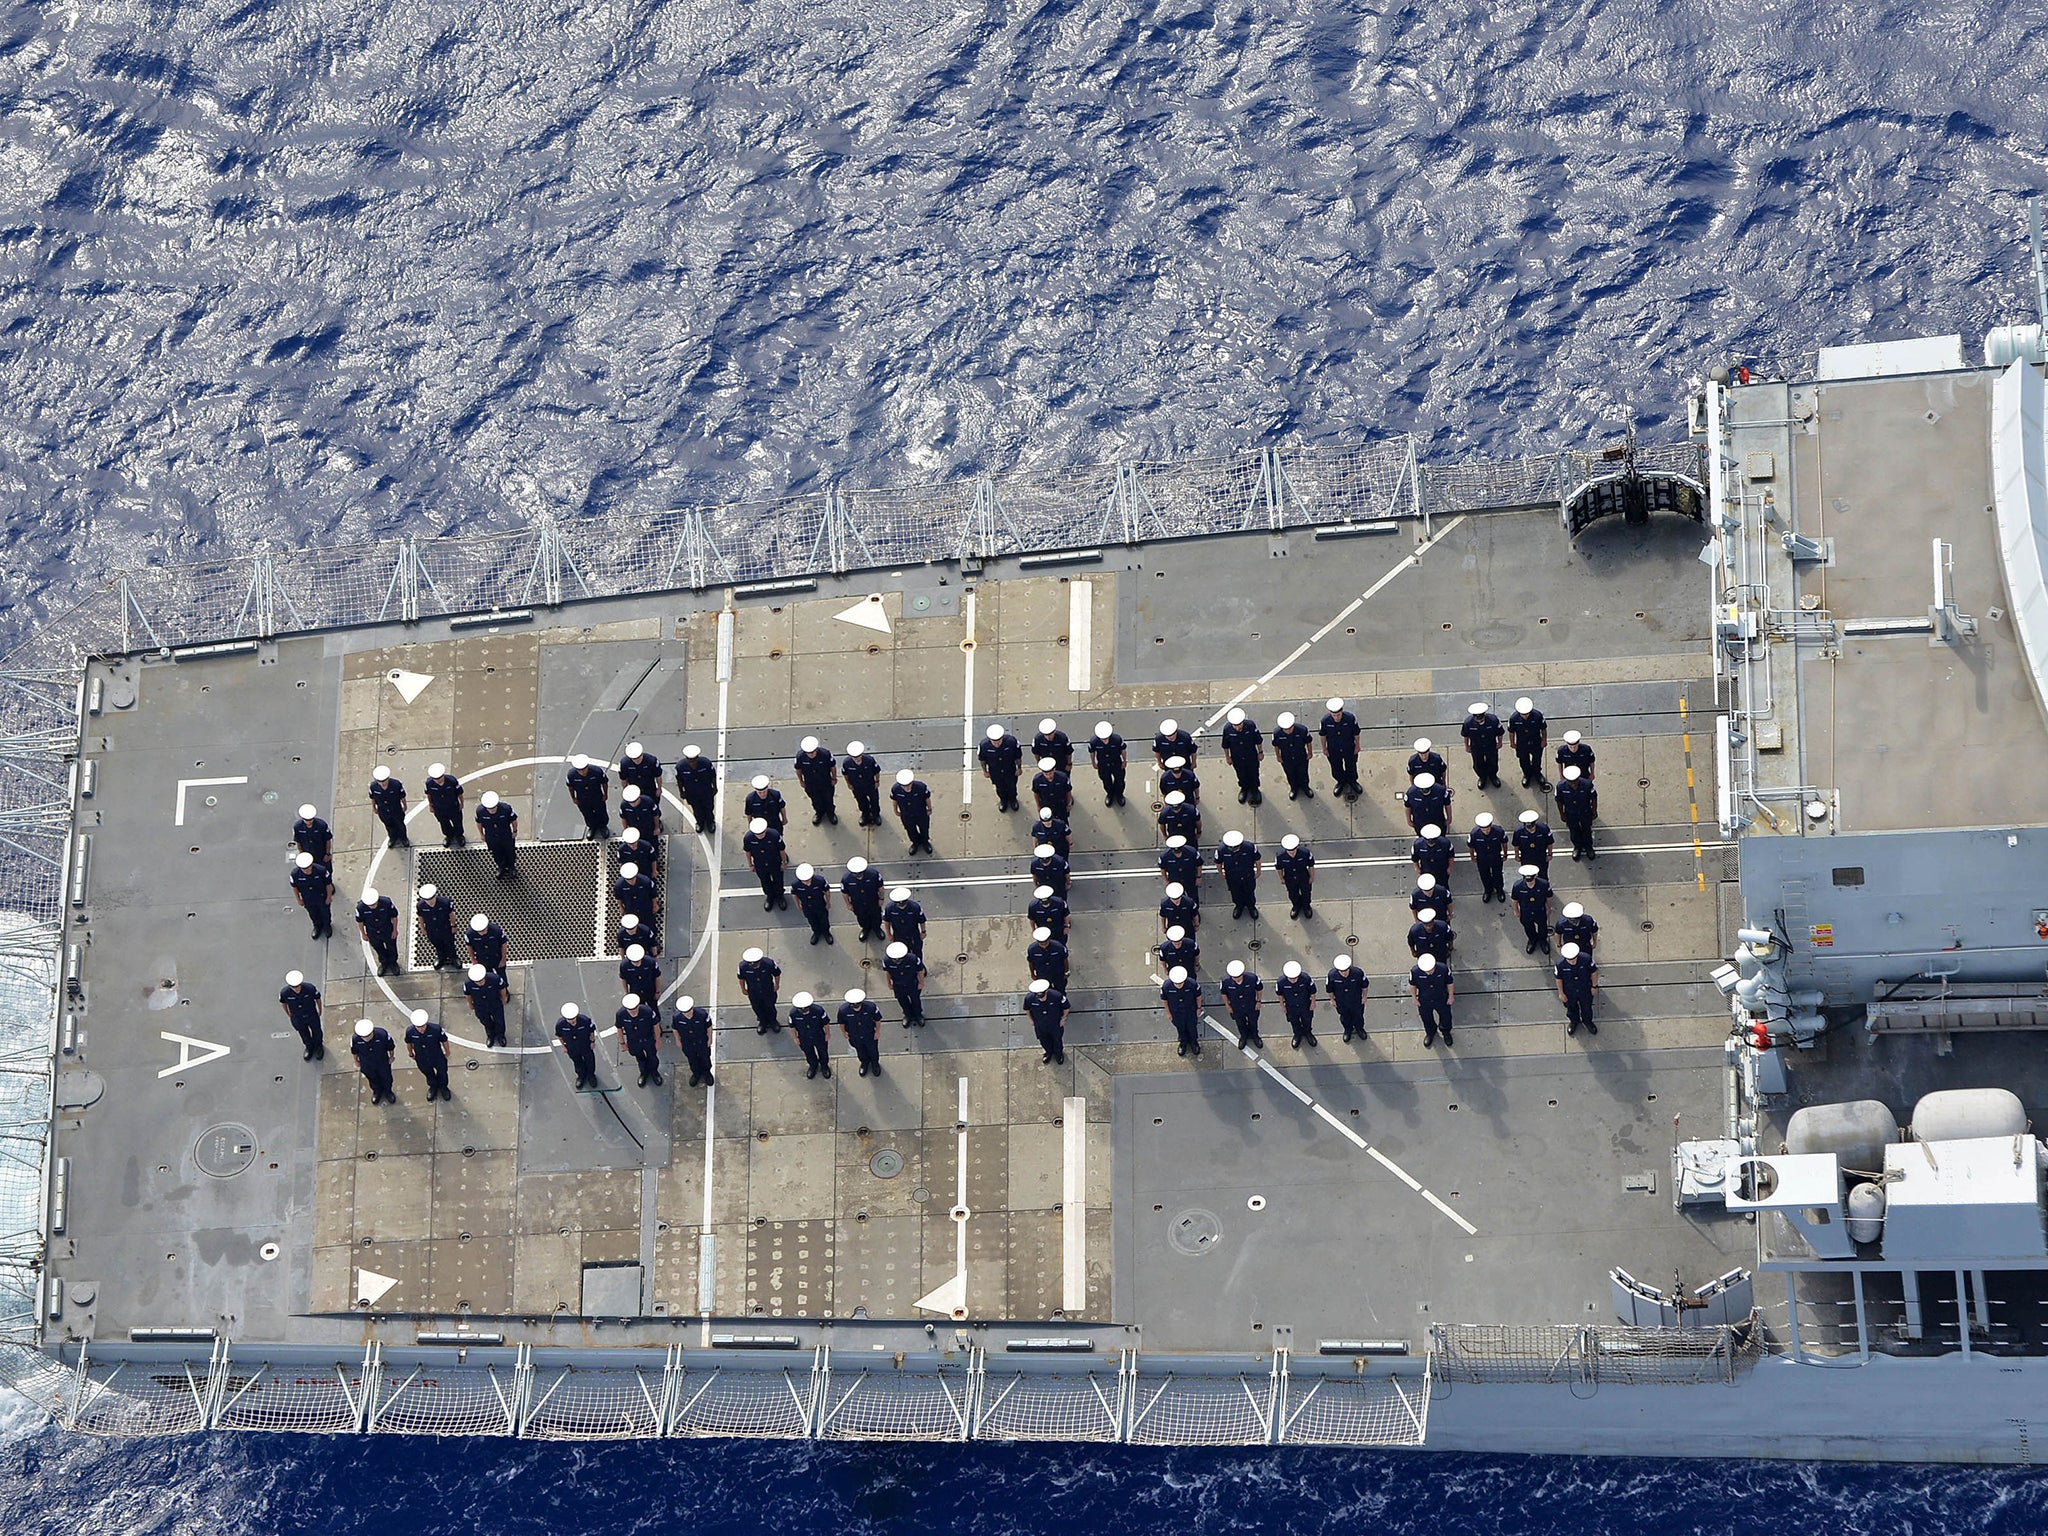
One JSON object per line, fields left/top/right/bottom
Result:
{"left": 50, "top": 508, "right": 1747, "bottom": 1355}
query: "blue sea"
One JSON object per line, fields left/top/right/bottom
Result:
{"left": 6, "top": 0, "right": 2048, "bottom": 1525}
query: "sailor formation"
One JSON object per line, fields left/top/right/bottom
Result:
{"left": 275, "top": 697, "right": 1608, "bottom": 1104}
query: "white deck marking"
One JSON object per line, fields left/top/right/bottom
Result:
{"left": 1200, "top": 515, "right": 1469, "bottom": 732}
{"left": 1067, "top": 579, "right": 1093, "bottom": 692}
{"left": 916, "top": 1074, "right": 973, "bottom": 1316}
{"left": 158, "top": 1030, "right": 229, "bottom": 1077}
{"left": 1187, "top": 1004, "right": 1477, "bottom": 1235}
{"left": 960, "top": 588, "right": 978, "bottom": 806}
{"left": 385, "top": 668, "right": 435, "bottom": 704}
{"left": 700, "top": 604, "right": 735, "bottom": 1329}
{"left": 173, "top": 775, "right": 247, "bottom": 826}
{"left": 834, "top": 594, "right": 892, "bottom": 634}
{"left": 1061, "top": 1096, "right": 1087, "bottom": 1312}
{"left": 354, "top": 1268, "right": 399, "bottom": 1307}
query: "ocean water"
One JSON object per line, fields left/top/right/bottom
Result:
{"left": 6, "top": 0, "right": 2048, "bottom": 1523}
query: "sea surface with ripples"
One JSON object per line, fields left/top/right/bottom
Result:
{"left": 4, "top": 0, "right": 2048, "bottom": 1526}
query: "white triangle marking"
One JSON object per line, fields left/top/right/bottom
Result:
{"left": 355, "top": 1268, "right": 399, "bottom": 1307}
{"left": 158, "top": 1031, "right": 230, "bottom": 1078}
{"left": 914, "top": 1271, "right": 966, "bottom": 1316}
{"left": 834, "top": 595, "right": 892, "bottom": 634}
{"left": 386, "top": 669, "right": 435, "bottom": 704}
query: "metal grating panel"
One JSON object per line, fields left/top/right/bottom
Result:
{"left": 413, "top": 842, "right": 603, "bottom": 967}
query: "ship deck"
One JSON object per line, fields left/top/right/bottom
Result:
{"left": 50, "top": 506, "right": 1758, "bottom": 1355}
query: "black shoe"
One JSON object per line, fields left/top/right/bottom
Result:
{"left": 821, "top": 1064, "right": 831, "bottom": 1079}
{"left": 1191, "top": 1042, "right": 1202, "bottom": 1056}
{"left": 811, "top": 932, "right": 822, "bottom": 945}
{"left": 1422, "top": 1031, "right": 1436, "bottom": 1048}
{"left": 1054, "top": 1052, "right": 1066, "bottom": 1064}
{"left": 1237, "top": 790, "right": 1247, "bottom": 804}
{"left": 1177, "top": 1043, "right": 1188, "bottom": 1058}
{"left": 1526, "top": 939, "right": 1538, "bottom": 954}
{"left": 304, "top": 1049, "right": 316, "bottom": 1061}
{"left": 764, "top": 899, "right": 775, "bottom": 911}
{"left": 1567, "top": 1022, "right": 1577, "bottom": 1037}
{"left": 1232, "top": 905, "right": 1244, "bottom": 919}
{"left": 1585, "top": 1021, "right": 1597, "bottom": 1036}
{"left": 1248, "top": 907, "right": 1259, "bottom": 920}
{"left": 1249, "top": 791, "right": 1262, "bottom": 805}
{"left": 824, "top": 932, "right": 835, "bottom": 945}
{"left": 859, "top": 1063, "right": 870, "bottom": 1077}
{"left": 1542, "top": 941, "right": 1552, "bottom": 955}
{"left": 805, "top": 1064, "right": 819, "bottom": 1079}
{"left": 1042, "top": 1051, "right": 1053, "bottom": 1064}
{"left": 1443, "top": 1031, "right": 1454, "bottom": 1047}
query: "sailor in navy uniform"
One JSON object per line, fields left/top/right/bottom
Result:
{"left": 1032, "top": 718, "right": 1074, "bottom": 773}
{"left": 737, "top": 947, "right": 782, "bottom": 1033}
{"left": 476, "top": 790, "right": 518, "bottom": 878}
{"left": 1030, "top": 844, "right": 1071, "bottom": 901}
{"left": 416, "top": 883, "right": 462, "bottom": 969}
{"left": 1029, "top": 884, "right": 1071, "bottom": 944}
{"left": 355, "top": 887, "right": 402, "bottom": 976}
{"left": 620, "top": 783, "right": 662, "bottom": 844}
{"left": 1319, "top": 699, "right": 1363, "bottom": 798}
{"left": 1089, "top": 721, "right": 1128, "bottom": 806}
{"left": 793, "top": 736, "right": 840, "bottom": 826}
{"left": 1411, "top": 823, "right": 1456, "bottom": 887}
{"left": 743, "top": 775, "right": 788, "bottom": 832}
{"left": 1157, "top": 791, "right": 1200, "bottom": 845}
{"left": 1512, "top": 809, "right": 1554, "bottom": 876}
{"left": 1159, "top": 756, "right": 1199, "bottom": 805}
{"left": 883, "top": 887, "right": 926, "bottom": 953}
{"left": 1272, "top": 711, "right": 1315, "bottom": 800}
{"left": 1158, "top": 882, "right": 1199, "bottom": 937}
{"left": 978, "top": 723, "right": 1024, "bottom": 812}
{"left": 465, "top": 912, "right": 508, "bottom": 971}
{"left": 891, "top": 769, "right": 935, "bottom": 856}
{"left": 1032, "top": 757, "right": 1074, "bottom": 820}
{"left": 1462, "top": 702, "right": 1506, "bottom": 789}
{"left": 1556, "top": 901, "right": 1600, "bottom": 954}
{"left": 613, "top": 860, "right": 660, "bottom": 924}
{"left": 1556, "top": 729, "right": 1595, "bottom": 782}
{"left": 1277, "top": 834, "right": 1314, "bottom": 919}
{"left": 291, "top": 852, "right": 334, "bottom": 939}
{"left": 841, "top": 857, "right": 886, "bottom": 940}
{"left": 566, "top": 753, "right": 612, "bottom": 839}
{"left": 291, "top": 804, "right": 332, "bottom": 863}
{"left": 1468, "top": 812, "right": 1508, "bottom": 903}
{"left": 1555, "top": 943, "right": 1599, "bottom": 1037}
{"left": 464, "top": 963, "right": 510, "bottom": 1048}
{"left": 743, "top": 817, "right": 788, "bottom": 910}
{"left": 1220, "top": 708, "right": 1264, "bottom": 805}
{"left": 1508, "top": 698, "right": 1549, "bottom": 789}
{"left": 1027, "top": 926, "right": 1071, "bottom": 993}
{"left": 1407, "top": 738, "right": 1449, "bottom": 785}
{"left": 555, "top": 1004, "right": 599, "bottom": 1090}
{"left": 672, "top": 995, "right": 716, "bottom": 1087}
{"left": 675, "top": 745, "right": 718, "bottom": 833}
{"left": 351, "top": 1020, "right": 398, "bottom": 1104}
{"left": 1555, "top": 765, "right": 1598, "bottom": 860}
{"left": 1159, "top": 836, "right": 1202, "bottom": 905}
{"left": 1025, "top": 979, "right": 1069, "bottom": 1065}
{"left": 619, "top": 942, "right": 661, "bottom": 1002}
{"left": 1511, "top": 864, "right": 1555, "bottom": 954}
{"left": 1161, "top": 967, "right": 1203, "bottom": 1057}
{"left": 791, "top": 862, "right": 835, "bottom": 945}
{"left": 883, "top": 941, "right": 927, "bottom": 1026}
{"left": 405, "top": 1009, "right": 453, "bottom": 1101}
{"left": 787, "top": 992, "right": 831, "bottom": 1079}
{"left": 424, "top": 764, "right": 466, "bottom": 846}
{"left": 1158, "top": 924, "right": 1200, "bottom": 979}
{"left": 1402, "top": 772, "right": 1450, "bottom": 833}
{"left": 1216, "top": 830, "right": 1260, "bottom": 920}
{"left": 843, "top": 741, "right": 884, "bottom": 827}
{"left": 1278, "top": 962, "right": 1319, "bottom": 1049}
{"left": 278, "top": 971, "right": 325, "bottom": 1060}
{"left": 619, "top": 741, "right": 664, "bottom": 805}
{"left": 617, "top": 994, "right": 663, "bottom": 1087}
{"left": 1153, "top": 718, "right": 1197, "bottom": 768}
{"left": 1221, "top": 961, "right": 1264, "bottom": 1049}
{"left": 1409, "top": 953, "right": 1454, "bottom": 1048}
{"left": 368, "top": 765, "right": 410, "bottom": 847}
{"left": 839, "top": 989, "right": 884, "bottom": 1077}
{"left": 1327, "top": 956, "right": 1369, "bottom": 1043}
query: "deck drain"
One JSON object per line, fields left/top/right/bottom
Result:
{"left": 870, "top": 1149, "right": 904, "bottom": 1179}
{"left": 194, "top": 1123, "right": 257, "bottom": 1178}
{"left": 1168, "top": 1207, "right": 1222, "bottom": 1256}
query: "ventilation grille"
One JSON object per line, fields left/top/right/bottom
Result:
{"left": 412, "top": 842, "right": 605, "bottom": 967}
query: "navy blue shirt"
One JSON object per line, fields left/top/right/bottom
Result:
{"left": 1277, "top": 972, "right": 1317, "bottom": 1021}
{"left": 1327, "top": 967, "right": 1369, "bottom": 1014}
{"left": 1025, "top": 988, "right": 1068, "bottom": 1029}
{"left": 1221, "top": 972, "right": 1262, "bottom": 1020}
{"left": 1220, "top": 719, "right": 1263, "bottom": 764}
{"left": 1409, "top": 964, "right": 1452, "bottom": 1003}
{"left": 1508, "top": 709, "right": 1547, "bottom": 752}
{"left": 1319, "top": 711, "right": 1361, "bottom": 754}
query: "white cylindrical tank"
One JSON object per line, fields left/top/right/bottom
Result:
{"left": 1846, "top": 1182, "right": 1886, "bottom": 1245}
{"left": 1986, "top": 324, "right": 2046, "bottom": 368}
{"left": 1786, "top": 1099, "right": 1900, "bottom": 1173}
{"left": 1911, "top": 1087, "right": 2028, "bottom": 1143}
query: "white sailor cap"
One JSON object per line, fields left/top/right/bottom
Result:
{"left": 295, "top": 851, "right": 314, "bottom": 869}
{"left": 1168, "top": 966, "right": 1189, "bottom": 984}
{"left": 1283, "top": 961, "right": 1302, "bottom": 978}
{"left": 890, "top": 886, "right": 911, "bottom": 902}
{"left": 896, "top": 768, "right": 915, "bottom": 786}
{"left": 471, "top": 913, "right": 491, "bottom": 931}
{"left": 751, "top": 774, "right": 770, "bottom": 790}
{"left": 1562, "top": 765, "right": 1582, "bottom": 780}
{"left": 987, "top": 722, "right": 1008, "bottom": 741}
{"left": 1165, "top": 925, "right": 1186, "bottom": 941}
{"left": 284, "top": 969, "right": 304, "bottom": 987}
{"left": 1414, "top": 738, "right": 1432, "bottom": 753}
{"left": 681, "top": 744, "right": 701, "bottom": 759}
{"left": 1160, "top": 718, "right": 1179, "bottom": 734}
{"left": 1034, "top": 885, "right": 1055, "bottom": 901}
{"left": 1421, "top": 824, "right": 1443, "bottom": 840}
{"left": 1038, "top": 718, "right": 1058, "bottom": 734}
{"left": 794, "top": 862, "right": 814, "bottom": 880}
{"left": 571, "top": 753, "right": 590, "bottom": 770}
{"left": 1165, "top": 835, "right": 1186, "bottom": 849}
{"left": 467, "top": 963, "right": 486, "bottom": 981}
{"left": 1417, "top": 907, "right": 1438, "bottom": 923}
{"left": 1033, "top": 843, "right": 1055, "bottom": 859}
{"left": 1416, "top": 953, "right": 1438, "bottom": 972}
{"left": 620, "top": 914, "right": 641, "bottom": 931}
{"left": 1515, "top": 698, "right": 1534, "bottom": 713}
{"left": 1474, "top": 813, "right": 1494, "bottom": 828}
{"left": 1095, "top": 722, "right": 1114, "bottom": 740}
{"left": 1223, "top": 830, "right": 1243, "bottom": 847}
{"left": 1030, "top": 978, "right": 1050, "bottom": 994}
{"left": 622, "top": 785, "right": 642, "bottom": 803}
{"left": 362, "top": 885, "right": 380, "bottom": 904}
{"left": 1518, "top": 864, "right": 1540, "bottom": 878}
{"left": 1326, "top": 698, "right": 1345, "bottom": 713}
{"left": 887, "top": 941, "right": 909, "bottom": 959}
{"left": 1165, "top": 882, "right": 1185, "bottom": 899}
{"left": 1560, "top": 943, "right": 1581, "bottom": 961}
{"left": 1163, "top": 790, "right": 1185, "bottom": 806}
{"left": 625, "top": 741, "right": 644, "bottom": 758}
{"left": 1563, "top": 730, "right": 1582, "bottom": 744}
{"left": 1333, "top": 954, "right": 1353, "bottom": 970}
{"left": 1276, "top": 711, "right": 1295, "bottom": 728}
{"left": 622, "top": 993, "right": 641, "bottom": 1010}
{"left": 791, "top": 992, "right": 812, "bottom": 1008}
{"left": 298, "top": 802, "right": 318, "bottom": 819}
{"left": 679, "top": 995, "right": 696, "bottom": 1012}
{"left": 373, "top": 766, "right": 391, "bottom": 781}
{"left": 1037, "top": 757, "right": 1057, "bottom": 772}
{"left": 1281, "top": 834, "right": 1300, "bottom": 850}
{"left": 560, "top": 1003, "right": 581, "bottom": 1020}
{"left": 846, "top": 740, "right": 864, "bottom": 757}
{"left": 1413, "top": 773, "right": 1436, "bottom": 790}
{"left": 748, "top": 817, "right": 768, "bottom": 834}
{"left": 800, "top": 736, "right": 820, "bottom": 752}
{"left": 847, "top": 856, "right": 868, "bottom": 873}
{"left": 1228, "top": 707, "right": 1248, "bottom": 726}
{"left": 1519, "top": 809, "right": 1540, "bottom": 824}
{"left": 619, "top": 861, "right": 639, "bottom": 880}
{"left": 1563, "top": 901, "right": 1585, "bottom": 919}
{"left": 1417, "top": 874, "right": 1436, "bottom": 890}
{"left": 844, "top": 988, "right": 865, "bottom": 1004}
{"left": 1032, "top": 926, "right": 1051, "bottom": 942}
{"left": 419, "top": 883, "right": 438, "bottom": 901}
{"left": 428, "top": 764, "right": 448, "bottom": 778}
{"left": 355, "top": 1019, "right": 375, "bottom": 1038}
{"left": 411, "top": 1008, "right": 429, "bottom": 1026}
{"left": 1039, "top": 806, "right": 1054, "bottom": 820}
{"left": 1164, "top": 756, "right": 1186, "bottom": 770}
{"left": 742, "top": 946, "right": 764, "bottom": 962}
{"left": 625, "top": 944, "right": 645, "bottom": 962}
{"left": 1226, "top": 960, "right": 1245, "bottom": 977}
{"left": 480, "top": 790, "right": 500, "bottom": 808}
{"left": 1468, "top": 702, "right": 1488, "bottom": 716}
